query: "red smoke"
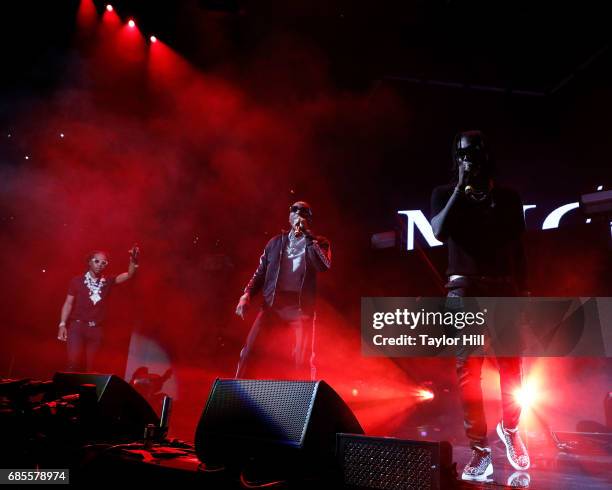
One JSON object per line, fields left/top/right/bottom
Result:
{"left": 2, "top": 4, "right": 609, "bottom": 446}
{"left": 0, "top": 5, "right": 410, "bottom": 439}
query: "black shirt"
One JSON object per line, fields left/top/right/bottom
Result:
{"left": 430, "top": 184, "right": 526, "bottom": 287}
{"left": 67, "top": 273, "right": 117, "bottom": 325}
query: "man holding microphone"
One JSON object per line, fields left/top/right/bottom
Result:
{"left": 234, "top": 201, "right": 331, "bottom": 380}
{"left": 430, "top": 131, "right": 530, "bottom": 481}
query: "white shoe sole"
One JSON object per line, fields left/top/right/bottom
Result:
{"left": 497, "top": 422, "right": 530, "bottom": 471}
{"left": 507, "top": 471, "right": 531, "bottom": 487}
{"left": 461, "top": 462, "right": 493, "bottom": 481}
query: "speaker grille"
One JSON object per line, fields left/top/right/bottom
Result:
{"left": 338, "top": 435, "right": 449, "bottom": 490}
{"left": 202, "top": 379, "right": 317, "bottom": 446}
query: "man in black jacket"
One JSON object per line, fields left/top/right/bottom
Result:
{"left": 234, "top": 201, "right": 331, "bottom": 380}
{"left": 431, "top": 131, "right": 530, "bottom": 481}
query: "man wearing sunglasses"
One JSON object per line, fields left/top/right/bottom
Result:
{"left": 57, "top": 246, "right": 140, "bottom": 371}
{"left": 235, "top": 201, "right": 331, "bottom": 380}
{"left": 430, "top": 130, "right": 530, "bottom": 481}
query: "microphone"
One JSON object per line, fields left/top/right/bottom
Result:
{"left": 294, "top": 217, "right": 311, "bottom": 238}
{"left": 130, "top": 244, "right": 140, "bottom": 264}
{"left": 294, "top": 220, "right": 303, "bottom": 237}
{"left": 462, "top": 161, "right": 474, "bottom": 194}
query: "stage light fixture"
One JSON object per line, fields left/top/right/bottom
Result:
{"left": 106, "top": 4, "right": 113, "bottom": 12}
{"left": 128, "top": 19, "right": 135, "bottom": 28}
{"left": 150, "top": 35, "right": 157, "bottom": 43}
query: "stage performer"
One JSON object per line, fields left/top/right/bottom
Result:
{"left": 430, "top": 130, "right": 530, "bottom": 481}
{"left": 235, "top": 201, "right": 331, "bottom": 380}
{"left": 57, "top": 246, "right": 140, "bottom": 371}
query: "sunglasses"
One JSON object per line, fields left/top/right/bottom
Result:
{"left": 290, "top": 205, "right": 312, "bottom": 216}
{"left": 92, "top": 258, "right": 108, "bottom": 266}
{"left": 456, "top": 147, "right": 483, "bottom": 159}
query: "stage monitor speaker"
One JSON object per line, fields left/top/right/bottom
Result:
{"left": 52, "top": 372, "right": 159, "bottom": 441}
{"left": 195, "top": 378, "right": 363, "bottom": 470}
{"left": 337, "top": 433, "right": 455, "bottom": 490}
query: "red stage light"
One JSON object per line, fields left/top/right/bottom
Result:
{"left": 128, "top": 19, "right": 135, "bottom": 28}
{"left": 417, "top": 388, "right": 434, "bottom": 401}
{"left": 106, "top": 4, "right": 113, "bottom": 12}
{"left": 150, "top": 35, "right": 157, "bottom": 43}
{"left": 78, "top": 0, "right": 97, "bottom": 27}
{"left": 514, "top": 379, "right": 538, "bottom": 411}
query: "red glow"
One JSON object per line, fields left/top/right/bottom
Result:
{"left": 106, "top": 4, "right": 113, "bottom": 12}
{"left": 148, "top": 39, "right": 194, "bottom": 89}
{"left": 95, "top": 5, "right": 144, "bottom": 70}
{"left": 101, "top": 5, "right": 121, "bottom": 28}
{"left": 114, "top": 16, "right": 146, "bottom": 64}
{"left": 77, "top": 0, "right": 97, "bottom": 30}
{"left": 514, "top": 378, "right": 539, "bottom": 411}
{"left": 417, "top": 388, "right": 434, "bottom": 401}
{"left": 8, "top": 0, "right": 611, "bottom": 452}
{"left": 297, "top": 301, "right": 424, "bottom": 436}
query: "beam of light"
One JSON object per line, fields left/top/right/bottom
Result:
{"left": 294, "top": 301, "right": 427, "bottom": 437}
{"left": 416, "top": 388, "right": 435, "bottom": 401}
{"left": 116, "top": 17, "right": 146, "bottom": 64}
{"left": 77, "top": 0, "right": 97, "bottom": 30}
{"left": 101, "top": 3, "right": 121, "bottom": 29}
{"left": 498, "top": 359, "right": 556, "bottom": 433}
{"left": 148, "top": 38, "right": 195, "bottom": 89}
{"left": 514, "top": 378, "right": 539, "bottom": 411}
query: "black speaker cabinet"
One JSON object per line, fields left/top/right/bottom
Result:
{"left": 195, "top": 378, "right": 363, "bottom": 471}
{"left": 337, "top": 434, "right": 455, "bottom": 490}
{"left": 52, "top": 372, "right": 159, "bottom": 441}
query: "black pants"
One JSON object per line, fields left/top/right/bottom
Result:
{"left": 66, "top": 320, "right": 103, "bottom": 372}
{"left": 447, "top": 278, "right": 523, "bottom": 449}
{"left": 235, "top": 294, "right": 316, "bottom": 380}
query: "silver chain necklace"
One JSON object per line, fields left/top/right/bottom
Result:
{"left": 468, "top": 189, "right": 489, "bottom": 202}
{"left": 287, "top": 231, "right": 305, "bottom": 257}
{"left": 84, "top": 272, "right": 106, "bottom": 305}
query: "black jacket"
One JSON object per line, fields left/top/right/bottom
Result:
{"left": 244, "top": 231, "right": 331, "bottom": 315}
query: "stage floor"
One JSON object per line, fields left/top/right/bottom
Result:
{"left": 454, "top": 442, "right": 612, "bottom": 489}
{"left": 73, "top": 437, "right": 612, "bottom": 488}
